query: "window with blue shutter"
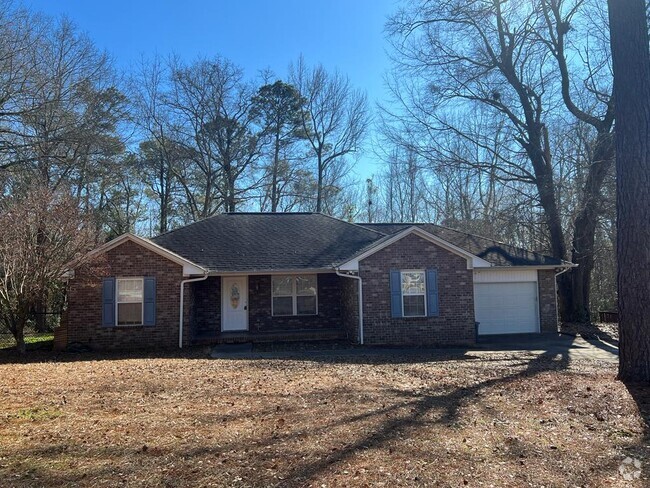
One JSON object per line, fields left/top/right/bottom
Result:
{"left": 102, "top": 277, "right": 116, "bottom": 327}
{"left": 426, "top": 269, "right": 439, "bottom": 316}
{"left": 389, "top": 270, "right": 402, "bottom": 318}
{"left": 143, "top": 277, "right": 156, "bottom": 326}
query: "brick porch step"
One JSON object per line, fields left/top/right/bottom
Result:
{"left": 196, "top": 328, "right": 348, "bottom": 345}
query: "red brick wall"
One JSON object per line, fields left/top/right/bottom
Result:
{"left": 186, "top": 277, "right": 221, "bottom": 344}
{"left": 248, "top": 273, "right": 344, "bottom": 332}
{"left": 55, "top": 240, "right": 185, "bottom": 351}
{"left": 340, "top": 276, "right": 360, "bottom": 341}
{"left": 359, "top": 233, "right": 476, "bottom": 346}
{"left": 538, "top": 270, "right": 559, "bottom": 332}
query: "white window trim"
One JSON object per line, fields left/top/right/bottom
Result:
{"left": 116, "top": 277, "right": 144, "bottom": 326}
{"left": 271, "top": 275, "right": 318, "bottom": 317}
{"left": 401, "top": 270, "right": 427, "bottom": 318}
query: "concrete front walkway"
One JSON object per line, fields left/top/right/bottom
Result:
{"left": 211, "top": 333, "right": 618, "bottom": 363}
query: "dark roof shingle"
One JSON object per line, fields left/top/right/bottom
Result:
{"left": 358, "top": 223, "right": 565, "bottom": 267}
{"left": 151, "top": 213, "right": 384, "bottom": 272}
{"left": 150, "top": 213, "right": 566, "bottom": 271}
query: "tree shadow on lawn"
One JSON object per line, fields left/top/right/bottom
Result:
{"left": 0, "top": 343, "right": 527, "bottom": 368}
{"left": 4, "top": 347, "right": 576, "bottom": 487}
{"left": 624, "top": 382, "right": 650, "bottom": 479}
{"left": 278, "top": 349, "right": 577, "bottom": 486}
{"left": 4, "top": 341, "right": 644, "bottom": 487}
{"left": 0, "top": 345, "right": 211, "bottom": 365}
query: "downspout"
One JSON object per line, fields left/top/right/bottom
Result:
{"left": 179, "top": 272, "right": 209, "bottom": 348}
{"left": 335, "top": 269, "right": 364, "bottom": 345}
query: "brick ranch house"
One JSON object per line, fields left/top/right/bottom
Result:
{"left": 54, "top": 213, "right": 574, "bottom": 351}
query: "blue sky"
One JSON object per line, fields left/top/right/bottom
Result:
{"left": 26, "top": 0, "right": 399, "bottom": 179}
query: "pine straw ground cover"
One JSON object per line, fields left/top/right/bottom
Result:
{"left": 0, "top": 349, "right": 648, "bottom": 487}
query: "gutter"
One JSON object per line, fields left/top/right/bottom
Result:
{"left": 179, "top": 273, "right": 209, "bottom": 348}
{"left": 480, "top": 263, "right": 578, "bottom": 270}
{"left": 335, "top": 269, "right": 364, "bottom": 345}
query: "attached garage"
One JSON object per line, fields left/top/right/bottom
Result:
{"left": 474, "top": 269, "right": 540, "bottom": 335}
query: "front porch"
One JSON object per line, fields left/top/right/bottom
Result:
{"left": 185, "top": 273, "right": 359, "bottom": 346}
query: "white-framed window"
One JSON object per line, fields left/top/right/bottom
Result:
{"left": 401, "top": 271, "right": 426, "bottom": 317}
{"left": 116, "top": 277, "right": 144, "bottom": 325}
{"left": 272, "top": 275, "right": 318, "bottom": 316}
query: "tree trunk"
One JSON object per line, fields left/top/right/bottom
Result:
{"left": 226, "top": 174, "right": 236, "bottom": 212}
{"left": 560, "top": 132, "right": 615, "bottom": 323}
{"left": 33, "top": 295, "right": 48, "bottom": 333}
{"left": 15, "top": 332, "right": 26, "bottom": 355}
{"left": 316, "top": 151, "right": 324, "bottom": 213}
{"left": 525, "top": 136, "right": 567, "bottom": 261}
{"left": 10, "top": 315, "right": 26, "bottom": 355}
{"left": 608, "top": 0, "right": 650, "bottom": 383}
{"left": 159, "top": 159, "right": 169, "bottom": 233}
{"left": 271, "top": 131, "right": 280, "bottom": 213}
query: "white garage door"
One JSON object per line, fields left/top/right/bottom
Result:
{"left": 474, "top": 282, "right": 539, "bottom": 335}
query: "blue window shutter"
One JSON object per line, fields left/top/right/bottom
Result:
{"left": 389, "top": 270, "right": 402, "bottom": 318}
{"left": 426, "top": 269, "right": 439, "bottom": 316}
{"left": 102, "top": 277, "right": 115, "bottom": 327}
{"left": 143, "top": 277, "right": 156, "bottom": 326}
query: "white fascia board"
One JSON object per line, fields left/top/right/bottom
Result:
{"left": 486, "top": 264, "right": 577, "bottom": 270}
{"left": 208, "top": 268, "right": 335, "bottom": 276}
{"left": 337, "top": 259, "right": 360, "bottom": 272}
{"left": 84, "top": 233, "right": 207, "bottom": 277}
{"left": 338, "top": 226, "right": 490, "bottom": 271}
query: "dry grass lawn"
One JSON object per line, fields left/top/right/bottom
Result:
{"left": 0, "top": 348, "right": 648, "bottom": 487}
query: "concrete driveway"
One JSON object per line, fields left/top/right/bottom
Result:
{"left": 474, "top": 332, "right": 618, "bottom": 363}
{"left": 211, "top": 333, "right": 618, "bottom": 362}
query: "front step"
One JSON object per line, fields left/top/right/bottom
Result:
{"left": 216, "top": 328, "right": 348, "bottom": 344}
{"left": 211, "top": 342, "right": 253, "bottom": 354}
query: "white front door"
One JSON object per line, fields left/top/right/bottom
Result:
{"left": 221, "top": 276, "right": 248, "bottom": 331}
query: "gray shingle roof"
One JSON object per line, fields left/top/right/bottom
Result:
{"left": 151, "top": 213, "right": 384, "bottom": 272}
{"left": 358, "top": 223, "right": 565, "bottom": 267}
{"left": 150, "top": 213, "right": 566, "bottom": 272}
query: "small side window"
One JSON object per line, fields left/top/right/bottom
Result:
{"left": 116, "top": 278, "right": 144, "bottom": 325}
{"left": 401, "top": 271, "right": 426, "bottom": 317}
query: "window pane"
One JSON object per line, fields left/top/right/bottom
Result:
{"left": 403, "top": 295, "right": 425, "bottom": 317}
{"left": 296, "top": 275, "right": 317, "bottom": 296}
{"left": 272, "top": 276, "right": 293, "bottom": 296}
{"left": 118, "top": 303, "right": 142, "bottom": 325}
{"left": 297, "top": 295, "right": 316, "bottom": 315}
{"left": 118, "top": 279, "right": 143, "bottom": 303}
{"left": 272, "top": 296, "right": 293, "bottom": 316}
{"left": 402, "top": 272, "right": 425, "bottom": 295}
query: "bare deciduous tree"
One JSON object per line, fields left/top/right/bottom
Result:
{"left": 0, "top": 2, "right": 43, "bottom": 171}
{"left": 0, "top": 185, "right": 95, "bottom": 353}
{"left": 290, "top": 57, "right": 369, "bottom": 213}
{"left": 387, "top": 0, "right": 615, "bottom": 322}
{"left": 131, "top": 56, "right": 182, "bottom": 233}
{"left": 538, "top": 0, "right": 615, "bottom": 322}
{"left": 168, "top": 56, "right": 261, "bottom": 217}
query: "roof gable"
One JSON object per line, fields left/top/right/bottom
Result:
{"left": 85, "top": 233, "right": 206, "bottom": 276}
{"left": 336, "top": 226, "right": 491, "bottom": 271}
{"left": 359, "top": 223, "right": 569, "bottom": 268}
